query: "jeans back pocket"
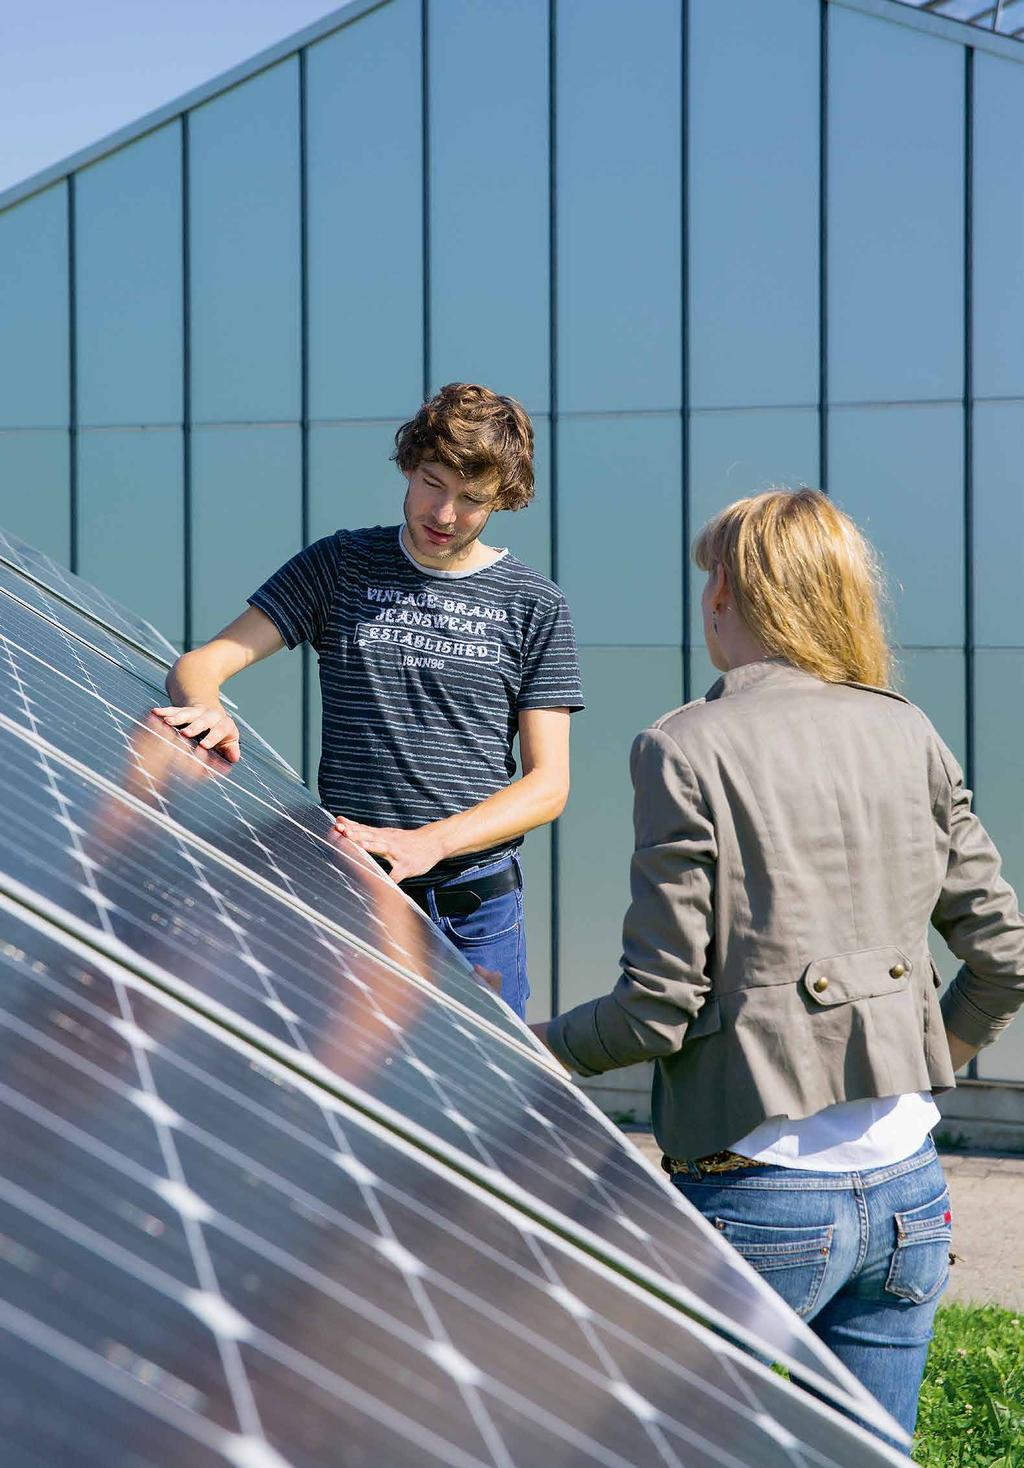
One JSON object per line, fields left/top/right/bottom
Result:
{"left": 713, "top": 1217, "right": 833, "bottom": 1318}
{"left": 885, "top": 1189, "right": 952, "bottom": 1305}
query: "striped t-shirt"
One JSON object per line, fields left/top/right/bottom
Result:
{"left": 249, "top": 526, "right": 584, "bottom": 882}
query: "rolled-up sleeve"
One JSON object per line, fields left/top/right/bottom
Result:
{"left": 930, "top": 736, "right": 1024, "bottom": 1048}
{"left": 546, "top": 726, "right": 717, "bottom": 1075}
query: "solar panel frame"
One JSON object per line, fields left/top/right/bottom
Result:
{"left": 0, "top": 895, "right": 913, "bottom": 1468}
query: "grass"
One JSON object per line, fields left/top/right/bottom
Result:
{"left": 914, "top": 1304, "right": 1024, "bottom": 1467}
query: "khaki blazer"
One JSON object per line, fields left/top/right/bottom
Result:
{"left": 547, "top": 659, "right": 1024, "bottom": 1160}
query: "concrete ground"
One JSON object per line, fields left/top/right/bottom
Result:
{"left": 625, "top": 1133, "right": 1024, "bottom": 1314}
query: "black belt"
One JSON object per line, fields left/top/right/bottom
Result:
{"left": 407, "top": 862, "right": 519, "bottom": 918}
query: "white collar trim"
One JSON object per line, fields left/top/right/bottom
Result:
{"left": 397, "top": 526, "right": 508, "bottom": 579}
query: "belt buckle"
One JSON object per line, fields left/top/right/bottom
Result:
{"left": 664, "top": 1149, "right": 763, "bottom": 1177}
{"left": 701, "top": 1150, "right": 764, "bottom": 1174}
{"left": 699, "top": 1151, "right": 744, "bottom": 1175}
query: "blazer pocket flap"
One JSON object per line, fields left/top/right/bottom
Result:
{"left": 803, "top": 947, "right": 913, "bottom": 1007}
{"left": 685, "top": 997, "right": 722, "bottom": 1041}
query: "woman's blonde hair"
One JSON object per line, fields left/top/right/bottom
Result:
{"left": 693, "top": 488, "right": 892, "bottom": 687}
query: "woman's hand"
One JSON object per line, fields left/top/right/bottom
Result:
{"left": 945, "top": 1029, "right": 979, "bottom": 1073}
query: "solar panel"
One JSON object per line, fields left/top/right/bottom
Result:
{"left": 0, "top": 523, "right": 180, "bottom": 666}
{"left": 0, "top": 561, "right": 301, "bottom": 783}
{"left": 0, "top": 703, "right": 882, "bottom": 1409}
{"left": 0, "top": 533, "right": 910, "bottom": 1454}
{"left": 0, "top": 897, "right": 910, "bottom": 1468}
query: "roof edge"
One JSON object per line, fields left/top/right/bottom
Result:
{"left": 835, "top": 0, "right": 1024, "bottom": 53}
{"left": 0, "top": 0, "right": 391, "bottom": 215}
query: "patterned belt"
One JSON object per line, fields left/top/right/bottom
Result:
{"left": 662, "top": 1149, "right": 770, "bottom": 1177}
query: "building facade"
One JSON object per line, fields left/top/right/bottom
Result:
{"left": 1, "top": 0, "right": 1023, "bottom": 1084}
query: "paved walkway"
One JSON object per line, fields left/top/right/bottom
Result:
{"left": 625, "top": 1133, "right": 1024, "bottom": 1314}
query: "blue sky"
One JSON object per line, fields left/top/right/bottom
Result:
{"left": 0, "top": 0, "right": 347, "bottom": 195}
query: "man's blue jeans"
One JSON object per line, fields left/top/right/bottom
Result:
{"left": 671, "top": 1137, "right": 951, "bottom": 1444}
{"left": 421, "top": 854, "right": 529, "bottom": 1019}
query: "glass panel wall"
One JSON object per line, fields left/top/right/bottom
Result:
{"left": 557, "top": 415, "right": 681, "bottom": 647}
{"left": 973, "top": 402, "right": 1024, "bottom": 648}
{"left": 78, "top": 429, "right": 185, "bottom": 644}
{"left": 688, "top": 0, "right": 819, "bottom": 410}
{"left": 309, "top": 421, "right": 407, "bottom": 544}
{"left": 687, "top": 408, "right": 820, "bottom": 647}
{"left": 428, "top": 0, "right": 548, "bottom": 412}
{"left": 972, "top": 53, "right": 1024, "bottom": 401}
{"left": 556, "top": 0, "right": 681, "bottom": 414}
{"left": 188, "top": 61, "right": 301, "bottom": 424}
{"left": 190, "top": 426, "right": 302, "bottom": 639}
{"left": 0, "top": 186, "right": 69, "bottom": 429}
{"left": 0, "top": 432, "right": 71, "bottom": 561}
{"left": 76, "top": 126, "right": 183, "bottom": 428}
{"left": 827, "top": 405, "right": 964, "bottom": 649}
{"left": 306, "top": 0, "right": 422, "bottom": 422}
{"left": 828, "top": 7, "right": 963, "bottom": 405}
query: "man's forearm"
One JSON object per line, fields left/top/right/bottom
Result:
{"left": 428, "top": 769, "right": 568, "bottom": 863}
{"left": 165, "top": 645, "right": 239, "bottom": 706}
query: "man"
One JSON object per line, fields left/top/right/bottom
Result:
{"left": 154, "top": 383, "right": 584, "bottom": 1018}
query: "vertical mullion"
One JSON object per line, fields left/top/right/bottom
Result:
{"left": 299, "top": 48, "right": 312, "bottom": 786}
{"left": 548, "top": 0, "right": 560, "bottom": 1016}
{"left": 964, "top": 45, "right": 975, "bottom": 794}
{"left": 681, "top": 0, "right": 691, "bottom": 705}
{"left": 421, "top": 0, "right": 431, "bottom": 401}
{"left": 182, "top": 113, "right": 193, "bottom": 653}
{"left": 67, "top": 175, "right": 78, "bottom": 572}
{"left": 819, "top": 0, "right": 830, "bottom": 494}
{"left": 964, "top": 46, "right": 978, "bottom": 1083}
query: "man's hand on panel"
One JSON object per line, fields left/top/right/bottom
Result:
{"left": 151, "top": 704, "right": 242, "bottom": 764}
{"left": 333, "top": 816, "right": 446, "bottom": 885}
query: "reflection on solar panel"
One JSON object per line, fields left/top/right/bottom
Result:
{"left": 0, "top": 529, "right": 911, "bottom": 1464}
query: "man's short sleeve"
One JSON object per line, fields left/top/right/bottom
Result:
{"left": 247, "top": 535, "right": 341, "bottom": 651}
{"left": 518, "top": 592, "right": 584, "bottom": 712}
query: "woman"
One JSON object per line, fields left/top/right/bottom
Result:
{"left": 535, "top": 489, "right": 1024, "bottom": 1444}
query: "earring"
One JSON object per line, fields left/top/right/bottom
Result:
{"left": 712, "top": 614, "right": 719, "bottom": 636}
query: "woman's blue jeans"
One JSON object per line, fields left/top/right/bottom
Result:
{"left": 421, "top": 854, "right": 529, "bottom": 1019}
{"left": 671, "top": 1137, "right": 951, "bottom": 1445}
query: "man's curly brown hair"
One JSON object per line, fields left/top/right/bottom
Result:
{"left": 393, "top": 383, "right": 534, "bottom": 511}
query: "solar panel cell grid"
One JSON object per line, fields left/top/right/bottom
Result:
{"left": 0, "top": 565, "right": 300, "bottom": 781}
{"left": 0, "top": 905, "right": 909, "bottom": 1468}
{"left": 0, "top": 525, "right": 179, "bottom": 662}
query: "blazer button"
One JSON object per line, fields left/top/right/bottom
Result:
{"left": 812, "top": 976, "right": 829, "bottom": 994}
{"left": 889, "top": 963, "right": 907, "bottom": 979}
